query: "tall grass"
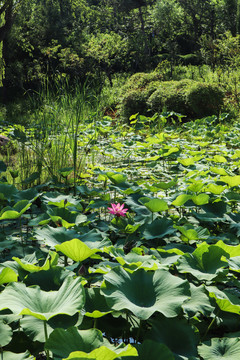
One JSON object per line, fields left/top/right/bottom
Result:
{"left": 1, "top": 79, "right": 104, "bottom": 189}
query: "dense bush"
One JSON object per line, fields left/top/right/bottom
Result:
{"left": 148, "top": 79, "right": 193, "bottom": 116}
{"left": 118, "top": 72, "right": 163, "bottom": 121}
{"left": 118, "top": 73, "right": 225, "bottom": 121}
{"left": 186, "top": 82, "right": 224, "bottom": 117}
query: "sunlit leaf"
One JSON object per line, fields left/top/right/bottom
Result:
{"left": 101, "top": 267, "right": 190, "bottom": 320}
{"left": 0, "top": 276, "right": 85, "bottom": 321}
{"left": 55, "top": 239, "right": 100, "bottom": 262}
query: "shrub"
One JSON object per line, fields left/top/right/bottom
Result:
{"left": 118, "top": 72, "right": 225, "bottom": 121}
{"left": 148, "top": 80, "right": 194, "bottom": 116}
{"left": 120, "top": 72, "right": 163, "bottom": 94}
{"left": 118, "top": 89, "right": 149, "bottom": 121}
{"left": 186, "top": 82, "right": 224, "bottom": 117}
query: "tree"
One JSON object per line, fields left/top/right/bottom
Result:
{"left": 84, "top": 32, "right": 128, "bottom": 86}
{"left": 0, "top": 0, "right": 24, "bottom": 86}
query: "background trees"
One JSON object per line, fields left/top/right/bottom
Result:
{"left": 1, "top": 0, "right": 240, "bottom": 95}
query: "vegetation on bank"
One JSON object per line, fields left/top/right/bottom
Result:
{"left": 2, "top": 1, "right": 240, "bottom": 359}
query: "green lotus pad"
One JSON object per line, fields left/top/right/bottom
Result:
{"left": 0, "top": 276, "right": 85, "bottom": 321}
{"left": 45, "top": 327, "right": 106, "bottom": 358}
{"left": 101, "top": 267, "right": 190, "bottom": 320}
{"left": 0, "top": 267, "right": 18, "bottom": 285}
{"left": 0, "top": 352, "right": 34, "bottom": 360}
{"left": 0, "top": 320, "right": 13, "bottom": 347}
{"left": 198, "top": 337, "right": 240, "bottom": 359}
{"left": 55, "top": 239, "right": 100, "bottom": 262}
{"left": 63, "top": 345, "right": 138, "bottom": 360}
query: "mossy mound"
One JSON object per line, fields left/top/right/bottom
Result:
{"left": 118, "top": 73, "right": 224, "bottom": 121}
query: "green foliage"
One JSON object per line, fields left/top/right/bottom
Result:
{"left": 148, "top": 79, "right": 192, "bottom": 116}
{"left": 1, "top": 110, "right": 240, "bottom": 358}
{"left": 187, "top": 82, "right": 224, "bottom": 117}
{"left": 119, "top": 75, "right": 224, "bottom": 120}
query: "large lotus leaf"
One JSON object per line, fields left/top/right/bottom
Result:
{"left": 0, "top": 267, "right": 18, "bottom": 285}
{"left": 176, "top": 243, "right": 228, "bottom": 281}
{"left": 20, "top": 315, "right": 54, "bottom": 342}
{"left": 34, "top": 226, "right": 81, "bottom": 247}
{"left": 136, "top": 340, "right": 174, "bottom": 360}
{"left": 55, "top": 239, "right": 100, "bottom": 262}
{"left": 48, "top": 207, "right": 87, "bottom": 228}
{"left": 210, "top": 167, "right": 228, "bottom": 176}
{"left": 101, "top": 267, "right": 190, "bottom": 320}
{"left": 220, "top": 175, "right": 240, "bottom": 187}
{"left": 0, "top": 276, "right": 85, "bottom": 320}
{"left": 79, "top": 229, "right": 111, "bottom": 249}
{"left": 0, "top": 320, "right": 12, "bottom": 347}
{"left": 63, "top": 345, "right": 138, "bottom": 360}
{"left": 13, "top": 187, "right": 39, "bottom": 202}
{"left": 214, "top": 240, "right": 240, "bottom": 258}
{"left": 204, "top": 183, "right": 226, "bottom": 195}
{"left": 89, "top": 261, "right": 120, "bottom": 275}
{"left": 12, "top": 251, "right": 58, "bottom": 273}
{"left": 139, "top": 198, "right": 168, "bottom": 212}
{"left": 192, "top": 193, "right": 210, "bottom": 205}
{"left": 172, "top": 194, "right": 192, "bottom": 206}
{"left": 227, "top": 257, "right": 240, "bottom": 272}
{"left": 107, "top": 172, "right": 127, "bottom": 184}
{"left": 0, "top": 184, "right": 18, "bottom": 201}
{"left": 20, "top": 312, "right": 80, "bottom": 343}
{"left": 147, "top": 315, "right": 198, "bottom": 359}
{"left": 107, "top": 247, "right": 157, "bottom": 268}
{"left": 24, "top": 266, "right": 73, "bottom": 291}
{"left": 142, "top": 218, "right": 176, "bottom": 240}
{"left": 0, "top": 200, "right": 31, "bottom": 220}
{"left": 178, "top": 157, "right": 197, "bottom": 166}
{"left": 1, "top": 351, "right": 34, "bottom": 360}
{"left": 45, "top": 327, "right": 105, "bottom": 358}
{"left": 106, "top": 246, "right": 163, "bottom": 271}
{"left": 182, "top": 284, "right": 215, "bottom": 317}
{"left": 198, "top": 337, "right": 240, "bottom": 359}
{"left": 207, "top": 286, "right": 240, "bottom": 315}
{"left": 192, "top": 201, "right": 227, "bottom": 223}
{"left": 84, "top": 287, "right": 112, "bottom": 318}
{"left": 42, "top": 192, "right": 82, "bottom": 209}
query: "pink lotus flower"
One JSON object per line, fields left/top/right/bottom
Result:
{"left": 108, "top": 203, "right": 128, "bottom": 217}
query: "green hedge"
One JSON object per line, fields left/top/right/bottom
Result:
{"left": 118, "top": 73, "right": 225, "bottom": 121}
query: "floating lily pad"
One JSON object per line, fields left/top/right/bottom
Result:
{"left": 0, "top": 276, "right": 85, "bottom": 321}
{"left": 198, "top": 337, "right": 240, "bottom": 360}
{"left": 101, "top": 267, "right": 190, "bottom": 320}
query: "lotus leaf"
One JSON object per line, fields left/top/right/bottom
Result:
{"left": 172, "top": 194, "right": 192, "bottom": 206}
{"left": 34, "top": 226, "right": 81, "bottom": 247}
{"left": 55, "top": 239, "right": 100, "bottom": 262}
{"left": 0, "top": 267, "right": 18, "bottom": 285}
{"left": 136, "top": 340, "right": 174, "bottom": 360}
{"left": 0, "top": 320, "right": 12, "bottom": 347}
{"left": 182, "top": 284, "right": 215, "bottom": 317}
{"left": 147, "top": 315, "right": 198, "bottom": 358}
{"left": 1, "top": 351, "right": 35, "bottom": 360}
{"left": 45, "top": 327, "right": 106, "bottom": 358}
{"left": 84, "top": 287, "right": 112, "bottom": 318}
{"left": 140, "top": 198, "right": 168, "bottom": 212}
{"left": 0, "top": 276, "right": 85, "bottom": 320}
{"left": 143, "top": 218, "right": 176, "bottom": 240}
{"left": 12, "top": 251, "right": 58, "bottom": 273}
{"left": 220, "top": 175, "right": 240, "bottom": 187}
{"left": 24, "top": 266, "right": 73, "bottom": 290}
{"left": 101, "top": 267, "right": 190, "bottom": 320}
{"left": 207, "top": 286, "right": 240, "bottom": 315}
{"left": 177, "top": 243, "right": 228, "bottom": 281}
{"left": 63, "top": 345, "right": 138, "bottom": 360}
{"left": 198, "top": 337, "right": 240, "bottom": 359}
